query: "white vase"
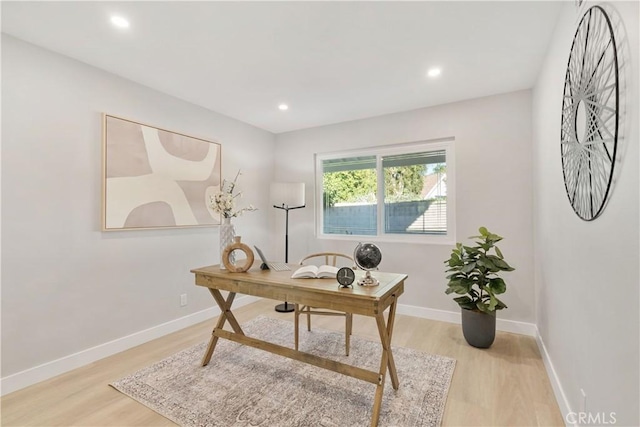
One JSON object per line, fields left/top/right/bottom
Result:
{"left": 219, "top": 217, "right": 235, "bottom": 269}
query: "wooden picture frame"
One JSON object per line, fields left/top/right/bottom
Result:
{"left": 102, "top": 114, "right": 222, "bottom": 230}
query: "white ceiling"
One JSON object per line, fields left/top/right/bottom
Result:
{"left": 2, "top": 1, "right": 563, "bottom": 134}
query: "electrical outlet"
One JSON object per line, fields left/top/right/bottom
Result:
{"left": 180, "top": 294, "right": 188, "bottom": 307}
{"left": 579, "top": 388, "right": 587, "bottom": 413}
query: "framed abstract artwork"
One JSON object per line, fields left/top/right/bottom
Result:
{"left": 102, "top": 114, "right": 222, "bottom": 230}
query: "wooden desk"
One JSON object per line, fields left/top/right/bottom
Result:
{"left": 191, "top": 264, "right": 407, "bottom": 427}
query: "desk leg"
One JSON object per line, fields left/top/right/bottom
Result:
{"left": 370, "top": 295, "right": 399, "bottom": 427}
{"left": 345, "top": 313, "right": 353, "bottom": 356}
{"left": 294, "top": 304, "right": 300, "bottom": 351}
{"left": 209, "top": 289, "right": 244, "bottom": 334}
{"left": 384, "top": 295, "right": 400, "bottom": 390}
{"left": 201, "top": 290, "right": 244, "bottom": 366}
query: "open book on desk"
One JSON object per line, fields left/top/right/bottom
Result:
{"left": 291, "top": 264, "right": 339, "bottom": 279}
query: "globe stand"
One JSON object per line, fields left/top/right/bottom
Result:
{"left": 357, "top": 270, "right": 379, "bottom": 287}
{"left": 354, "top": 242, "right": 382, "bottom": 287}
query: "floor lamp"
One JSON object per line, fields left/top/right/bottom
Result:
{"left": 271, "top": 182, "right": 305, "bottom": 313}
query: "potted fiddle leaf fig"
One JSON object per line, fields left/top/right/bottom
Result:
{"left": 445, "top": 227, "right": 515, "bottom": 348}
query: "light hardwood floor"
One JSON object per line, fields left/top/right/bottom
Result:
{"left": 1, "top": 299, "right": 564, "bottom": 426}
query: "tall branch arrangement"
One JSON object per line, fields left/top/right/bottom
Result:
{"left": 209, "top": 170, "right": 257, "bottom": 219}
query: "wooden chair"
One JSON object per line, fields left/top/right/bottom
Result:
{"left": 294, "top": 252, "right": 355, "bottom": 356}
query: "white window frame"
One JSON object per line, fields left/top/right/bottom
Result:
{"left": 314, "top": 137, "right": 456, "bottom": 245}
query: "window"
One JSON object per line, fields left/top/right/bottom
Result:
{"left": 315, "top": 139, "right": 455, "bottom": 244}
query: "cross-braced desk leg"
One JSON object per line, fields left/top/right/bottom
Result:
{"left": 201, "top": 289, "right": 244, "bottom": 366}
{"left": 294, "top": 304, "right": 300, "bottom": 351}
{"left": 370, "top": 294, "right": 399, "bottom": 427}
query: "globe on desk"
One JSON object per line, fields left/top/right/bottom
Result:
{"left": 354, "top": 242, "right": 382, "bottom": 287}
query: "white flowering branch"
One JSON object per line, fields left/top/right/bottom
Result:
{"left": 209, "top": 170, "right": 257, "bottom": 219}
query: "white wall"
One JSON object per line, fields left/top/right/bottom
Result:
{"left": 532, "top": 1, "right": 639, "bottom": 425}
{"left": 273, "top": 90, "right": 534, "bottom": 323}
{"left": 6, "top": 5, "right": 636, "bottom": 420}
{"left": 1, "top": 35, "right": 275, "bottom": 379}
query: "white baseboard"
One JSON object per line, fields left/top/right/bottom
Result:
{"left": 398, "top": 303, "right": 567, "bottom": 423}
{"left": 1, "top": 294, "right": 560, "bottom": 425}
{"left": 0, "top": 295, "right": 260, "bottom": 396}
{"left": 396, "top": 303, "right": 538, "bottom": 336}
{"left": 535, "top": 328, "right": 572, "bottom": 426}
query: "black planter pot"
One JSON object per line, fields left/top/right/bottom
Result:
{"left": 461, "top": 308, "right": 496, "bottom": 348}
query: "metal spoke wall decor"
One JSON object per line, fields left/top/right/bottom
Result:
{"left": 561, "top": 5, "right": 619, "bottom": 221}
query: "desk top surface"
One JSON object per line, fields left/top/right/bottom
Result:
{"left": 191, "top": 263, "right": 407, "bottom": 302}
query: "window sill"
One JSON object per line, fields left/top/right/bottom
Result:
{"left": 317, "top": 232, "right": 455, "bottom": 246}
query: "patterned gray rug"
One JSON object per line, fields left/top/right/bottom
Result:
{"left": 110, "top": 316, "right": 455, "bottom": 427}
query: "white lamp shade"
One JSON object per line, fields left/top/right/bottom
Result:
{"left": 270, "top": 182, "right": 305, "bottom": 208}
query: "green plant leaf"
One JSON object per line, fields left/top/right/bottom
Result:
{"left": 488, "top": 293, "right": 498, "bottom": 311}
{"left": 461, "top": 262, "right": 476, "bottom": 274}
{"left": 454, "top": 296, "right": 476, "bottom": 310}
{"left": 479, "top": 226, "right": 489, "bottom": 236}
{"left": 446, "top": 279, "right": 470, "bottom": 295}
{"left": 477, "top": 257, "right": 497, "bottom": 271}
{"left": 488, "top": 277, "right": 507, "bottom": 294}
{"left": 495, "top": 245, "right": 504, "bottom": 259}
{"left": 447, "top": 253, "right": 464, "bottom": 267}
{"left": 461, "top": 276, "right": 475, "bottom": 285}
{"left": 463, "top": 245, "right": 480, "bottom": 254}
{"left": 492, "top": 257, "right": 515, "bottom": 271}
{"left": 493, "top": 296, "right": 508, "bottom": 310}
{"left": 497, "top": 302, "right": 507, "bottom": 310}
{"left": 446, "top": 278, "right": 462, "bottom": 286}
{"left": 486, "top": 230, "right": 503, "bottom": 243}
{"left": 475, "top": 300, "right": 491, "bottom": 313}
{"left": 460, "top": 301, "right": 477, "bottom": 310}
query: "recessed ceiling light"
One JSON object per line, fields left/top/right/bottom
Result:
{"left": 427, "top": 68, "right": 442, "bottom": 78}
{"left": 110, "top": 15, "right": 130, "bottom": 29}
{"left": 278, "top": 104, "right": 289, "bottom": 111}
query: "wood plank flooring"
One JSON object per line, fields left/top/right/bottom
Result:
{"left": 1, "top": 299, "right": 564, "bottom": 426}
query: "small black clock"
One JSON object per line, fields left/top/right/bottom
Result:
{"left": 336, "top": 267, "right": 355, "bottom": 288}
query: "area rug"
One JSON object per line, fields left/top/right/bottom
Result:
{"left": 110, "top": 316, "right": 456, "bottom": 427}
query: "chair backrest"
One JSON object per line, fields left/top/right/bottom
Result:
{"left": 299, "top": 252, "right": 354, "bottom": 268}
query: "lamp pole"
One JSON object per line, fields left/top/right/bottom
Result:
{"left": 273, "top": 203, "right": 305, "bottom": 312}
